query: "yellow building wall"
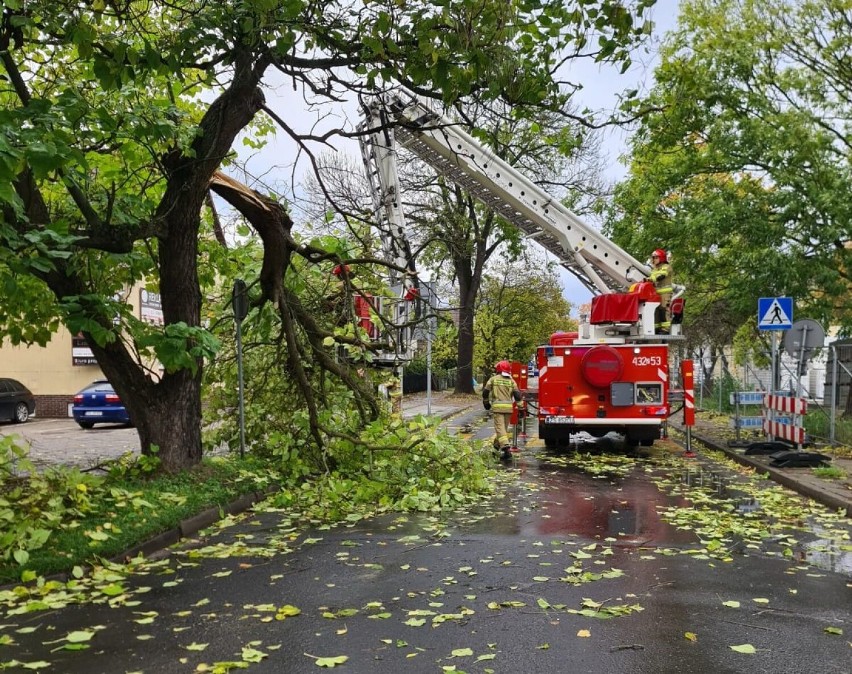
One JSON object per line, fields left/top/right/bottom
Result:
{"left": 0, "top": 284, "right": 162, "bottom": 416}
{"left": 0, "top": 332, "right": 104, "bottom": 395}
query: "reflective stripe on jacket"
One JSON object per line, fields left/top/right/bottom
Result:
{"left": 649, "top": 262, "right": 673, "bottom": 296}
{"left": 484, "top": 374, "right": 519, "bottom": 413}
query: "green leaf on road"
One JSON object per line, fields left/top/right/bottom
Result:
{"left": 313, "top": 655, "right": 348, "bottom": 667}
{"left": 66, "top": 631, "right": 95, "bottom": 643}
{"left": 730, "top": 644, "right": 756, "bottom": 654}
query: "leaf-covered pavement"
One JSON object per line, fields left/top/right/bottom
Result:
{"left": 1, "top": 439, "right": 850, "bottom": 673}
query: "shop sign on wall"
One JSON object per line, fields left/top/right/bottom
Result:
{"left": 140, "top": 289, "right": 164, "bottom": 325}
{"left": 72, "top": 334, "right": 98, "bottom": 366}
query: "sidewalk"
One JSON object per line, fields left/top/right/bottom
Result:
{"left": 671, "top": 414, "right": 852, "bottom": 518}
{"left": 401, "top": 389, "right": 480, "bottom": 420}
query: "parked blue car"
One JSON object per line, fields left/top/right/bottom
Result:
{"left": 72, "top": 380, "right": 132, "bottom": 429}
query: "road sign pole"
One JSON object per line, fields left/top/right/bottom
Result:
{"left": 769, "top": 331, "right": 777, "bottom": 442}
{"left": 232, "top": 279, "right": 248, "bottom": 459}
{"left": 236, "top": 317, "right": 245, "bottom": 458}
{"left": 734, "top": 392, "right": 741, "bottom": 444}
{"left": 796, "top": 322, "right": 809, "bottom": 399}
{"left": 830, "top": 345, "right": 838, "bottom": 445}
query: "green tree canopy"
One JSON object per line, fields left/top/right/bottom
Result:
{"left": 606, "top": 0, "right": 852, "bottom": 359}
{"left": 473, "top": 255, "right": 576, "bottom": 375}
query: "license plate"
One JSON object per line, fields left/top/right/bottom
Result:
{"left": 546, "top": 415, "right": 574, "bottom": 424}
{"left": 84, "top": 411, "right": 103, "bottom": 416}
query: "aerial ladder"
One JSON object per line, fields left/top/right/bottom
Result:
{"left": 355, "top": 100, "right": 422, "bottom": 366}
{"left": 358, "top": 91, "right": 687, "bottom": 447}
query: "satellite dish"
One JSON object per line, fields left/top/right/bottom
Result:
{"left": 783, "top": 319, "right": 825, "bottom": 359}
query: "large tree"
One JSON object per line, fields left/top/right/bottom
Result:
{"left": 473, "top": 254, "right": 576, "bottom": 377}
{"left": 0, "top": 0, "right": 656, "bottom": 471}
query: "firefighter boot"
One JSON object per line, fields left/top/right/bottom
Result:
{"left": 500, "top": 446, "right": 512, "bottom": 461}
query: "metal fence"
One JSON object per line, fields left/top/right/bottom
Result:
{"left": 402, "top": 368, "right": 458, "bottom": 394}
{"left": 695, "top": 343, "right": 852, "bottom": 448}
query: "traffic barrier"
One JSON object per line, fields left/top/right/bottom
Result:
{"left": 762, "top": 394, "right": 807, "bottom": 448}
{"left": 682, "top": 360, "right": 695, "bottom": 457}
{"left": 682, "top": 360, "right": 694, "bottom": 427}
{"left": 762, "top": 419, "right": 806, "bottom": 445}
{"left": 729, "top": 390, "right": 786, "bottom": 447}
{"left": 763, "top": 394, "right": 807, "bottom": 416}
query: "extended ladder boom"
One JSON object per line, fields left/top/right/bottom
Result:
{"left": 359, "top": 92, "right": 650, "bottom": 295}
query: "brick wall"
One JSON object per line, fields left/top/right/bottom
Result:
{"left": 35, "top": 395, "right": 73, "bottom": 419}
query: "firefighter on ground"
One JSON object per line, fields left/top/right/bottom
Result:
{"left": 385, "top": 373, "right": 402, "bottom": 416}
{"left": 483, "top": 360, "right": 522, "bottom": 460}
{"left": 648, "top": 248, "right": 673, "bottom": 333}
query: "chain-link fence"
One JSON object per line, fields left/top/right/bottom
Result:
{"left": 693, "top": 342, "right": 852, "bottom": 448}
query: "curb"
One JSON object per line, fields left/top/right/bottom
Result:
{"left": 0, "top": 486, "right": 278, "bottom": 591}
{"left": 112, "top": 486, "right": 277, "bottom": 565}
{"left": 115, "top": 408, "right": 476, "bottom": 566}
{"left": 676, "top": 428, "right": 852, "bottom": 518}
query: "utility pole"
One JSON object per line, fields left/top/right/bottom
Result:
{"left": 233, "top": 279, "right": 249, "bottom": 458}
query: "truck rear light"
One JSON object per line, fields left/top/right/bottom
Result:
{"left": 642, "top": 406, "right": 668, "bottom": 416}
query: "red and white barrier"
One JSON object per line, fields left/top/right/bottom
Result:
{"left": 763, "top": 394, "right": 807, "bottom": 415}
{"left": 762, "top": 419, "right": 806, "bottom": 444}
{"left": 682, "top": 360, "right": 695, "bottom": 427}
{"left": 762, "top": 394, "right": 807, "bottom": 447}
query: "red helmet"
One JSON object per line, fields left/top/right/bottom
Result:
{"left": 652, "top": 248, "right": 667, "bottom": 263}
{"left": 495, "top": 360, "right": 511, "bottom": 374}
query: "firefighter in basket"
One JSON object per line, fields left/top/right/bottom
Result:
{"left": 648, "top": 248, "right": 673, "bottom": 334}
{"left": 482, "top": 360, "right": 522, "bottom": 461}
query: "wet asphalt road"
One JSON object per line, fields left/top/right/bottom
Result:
{"left": 1, "top": 411, "right": 850, "bottom": 673}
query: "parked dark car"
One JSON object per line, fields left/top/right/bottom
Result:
{"left": 0, "top": 378, "right": 36, "bottom": 423}
{"left": 72, "top": 380, "right": 131, "bottom": 429}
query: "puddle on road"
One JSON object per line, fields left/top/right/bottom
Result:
{"left": 667, "top": 465, "right": 852, "bottom": 576}
{"left": 680, "top": 467, "right": 763, "bottom": 514}
{"left": 442, "top": 455, "right": 698, "bottom": 546}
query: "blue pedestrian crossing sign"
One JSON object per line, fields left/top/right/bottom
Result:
{"left": 758, "top": 297, "right": 793, "bottom": 330}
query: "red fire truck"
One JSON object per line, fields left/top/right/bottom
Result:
{"left": 536, "top": 284, "right": 681, "bottom": 449}
{"left": 359, "top": 92, "right": 685, "bottom": 443}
